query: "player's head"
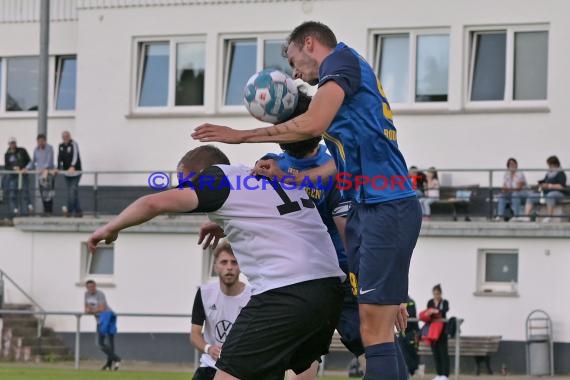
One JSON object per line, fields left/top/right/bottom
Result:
{"left": 85, "top": 280, "right": 97, "bottom": 294}
{"left": 284, "top": 21, "right": 337, "bottom": 85}
{"left": 213, "top": 241, "right": 241, "bottom": 287}
{"left": 177, "top": 145, "right": 230, "bottom": 180}
{"left": 278, "top": 91, "right": 321, "bottom": 158}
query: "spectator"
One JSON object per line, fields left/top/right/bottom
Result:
{"left": 522, "top": 155, "right": 566, "bottom": 223}
{"left": 409, "top": 166, "right": 427, "bottom": 197}
{"left": 496, "top": 158, "right": 527, "bottom": 221}
{"left": 190, "top": 242, "right": 252, "bottom": 380}
{"left": 3, "top": 137, "right": 32, "bottom": 217}
{"left": 27, "top": 134, "right": 56, "bottom": 216}
{"left": 84, "top": 280, "right": 121, "bottom": 371}
{"left": 58, "top": 131, "right": 83, "bottom": 217}
{"left": 426, "top": 284, "right": 450, "bottom": 380}
{"left": 420, "top": 167, "right": 440, "bottom": 220}
{"left": 397, "top": 295, "right": 420, "bottom": 377}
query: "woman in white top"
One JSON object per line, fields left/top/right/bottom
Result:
{"left": 496, "top": 158, "right": 527, "bottom": 221}
{"left": 420, "top": 167, "right": 440, "bottom": 219}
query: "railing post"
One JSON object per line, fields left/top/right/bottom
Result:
{"left": 454, "top": 319, "right": 462, "bottom": 380}
{"left": 488, "top": 170, "right": 494, "bottom": 220}
{"left": 93, "top": 172, "right": 99, "bottom": 217}
{"left": 74, "top": 313, "right": 81, "bottom": 370}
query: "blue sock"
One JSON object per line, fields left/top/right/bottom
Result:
{"left": 395, "top": 338, "right": 409, "bottom": 380}
{"left": 364, "top": 342, "right": 398, "bottom": 380}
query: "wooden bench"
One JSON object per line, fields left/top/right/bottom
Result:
{"left": 431, "top": 186, "right": 479, "bottom": 221}
{"left": 419, "top": 335, "right": 501, "bottom": 375}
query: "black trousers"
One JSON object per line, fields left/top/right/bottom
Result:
{"left": 98, "top": 333, "right": 121, "bottom": 365}
{"left": 192, "top": 367, "right": 217, "bottom": 380}
{"left": 431, "top": 334, "right": 450, "bottom": 376}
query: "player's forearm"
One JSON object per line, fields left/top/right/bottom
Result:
{"left": 106, "top": 196, "right": 160, "bottom": 233}
{"left": 242, "top": 113, "right": 326, "bottom": 143}
{"left": 190, "top": 331, "right": 208, "bottom": 352}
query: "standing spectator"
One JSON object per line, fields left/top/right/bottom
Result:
{"left": 522, "top": 155, "right": 566, "bottom": 223}
{"left": 4, "top": 137, "right": 32, "bottom": 217}
{"left": 424, "top": 284, "right": 450, "bottom": 380}
{"left": 397, "top": 295, "right": 420, "bottom": 377}
{"left": 190, "top": 242, "right": 252, "bottom": 380}
{"left": 496, "top": 158, "right": 527, "bottom": 221}
{"left": 84, "top": 280, "right": 121, "bottom": 371}
{"left": 58, "top": 131, "right": 83, "bottom": 217}
{"left": 420, "top": 168, "right": 440, "bottom": 220}
{"left": 27, "top": 134, "right": 56, "bottom": 216}
{"left": 409, "top": 166, "right": 427, "bottom": 197}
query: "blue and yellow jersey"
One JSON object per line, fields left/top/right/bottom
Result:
{"left": 262, "top": 145, "right": 349, "bottom": 274}
{"left": 318, "top": 42, "right": 416, "bottom": 204}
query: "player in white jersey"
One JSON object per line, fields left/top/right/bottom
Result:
{"left": 190, "top": 242, "right": 251, "bottom": 380}
{"left": 87, "top": 145, "right": 345, "bottom": 380}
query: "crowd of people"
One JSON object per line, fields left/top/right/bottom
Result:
{"left": 409, "top": 155, "right": 568, "bottom": 222}
{"left": 2, "top": 131, "right": 83, "bottom": 218}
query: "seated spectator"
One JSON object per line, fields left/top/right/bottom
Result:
{"left": 420, "top": 167, "right": 439, "bottom": 220}
{"left": 496, "top": 158, "right": 527, "bottom": 221}
{"left": 409, "top": 166, "right": 427, "bottom": 197}
{"left": 521, "top": 156, "right": 566, "bottom": 223}
{"left": 3, "top": 137, "right": 32, "bottom": 217}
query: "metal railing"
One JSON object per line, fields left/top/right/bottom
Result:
{"left": 1, "top": 168, "right": 568, "bottom": 220}
{"left": 0, "top": 309, "right": 192, "bottom": 369}
{"left": 0, "top": 268, "right": 46, "bottom": 338}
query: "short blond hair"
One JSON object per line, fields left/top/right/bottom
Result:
{"left": 213, "top": 240, "right": 234, "bottom": 262}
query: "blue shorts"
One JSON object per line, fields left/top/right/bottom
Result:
{"left": 336, "top": 280, "right": 364, "bottom": 356}
{"left": 346, "top": 196, "right": 422, "bottom": 305}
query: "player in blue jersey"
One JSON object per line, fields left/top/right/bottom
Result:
{"left": 192, "top": 21, "right": 422, "bottom": 380}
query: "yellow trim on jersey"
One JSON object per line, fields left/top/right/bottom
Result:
{"left": 383, "top": 103, "right": 394, "bottom": 121}
{"left": 322, "top": 131, "right": 346, "bottom": 161}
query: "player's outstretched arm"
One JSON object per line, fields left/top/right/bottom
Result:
{"left": 253, "top": 157, "right": 337, "bottom": 186}
{"left": 87, "top": 188, "right": 198, "bottom": 252}
{"left": 191, "top": 82, "right": 345, "bottom": 144}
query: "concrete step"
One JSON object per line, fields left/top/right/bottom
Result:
{"left": 1, "top": 317, "right": 39, "bottom": 328}
{"left": 7, "top": 326, "right": 57, "bottom": 338}
{"left": 1, "top": 304, "right": 34, "bottom": 311}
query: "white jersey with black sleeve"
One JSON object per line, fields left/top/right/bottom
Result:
{"left": 189, "top": 164, "right": 346, "bottom": 295}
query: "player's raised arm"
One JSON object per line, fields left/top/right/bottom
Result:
{"left": 191, "top": 81, "right": 345, "bottom": 144}
{"left": 87, "top": 188, "right": 198, "bottom": 252}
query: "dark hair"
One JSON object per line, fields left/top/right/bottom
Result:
{"left": 547, "top": 155, "right": 561, "bottom": 167}
{"left": 178, "top": 145, "right": 230, "bottom": 175}
{"left": 85, "top": 280, "right": 96, "bottom": 286}
{"left": 427, "top": 167, "right": 438, "bottom": 180}
{"left": 433, "top": 284, "right": 442, "bottom": 293}
{"left": 409, "top": 166, "right": 418, "bottom": 170}
{"left": 506, "top": 157, "right": 518, "bottom": 168}
{"left": 284, "top": 21, "right": 337, "bottom": 56}
{"left": 37, "top": 134, "right": 46, "bottom": 140}
{"left": 278, "top": 91, "right": 321, "bottom": 158}
{"left": 213, "top": 240, "right": 235, "bottom": 262}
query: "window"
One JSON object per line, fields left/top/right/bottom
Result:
{"left": 81, "top": 243, "right": 114, "bottom": 280}
{"left": 6, "top": 57, "right": 39, "bottom": 111}
{"left": 373, "top": 31, "right": 449, "bottom": 105}
{"left": 222, "top": 36, "right": 291, "bottom": 107}
{"left": 135, "top": 37, "right": 205, "bottom": 109}
{"left": 54, "top": 56, "right": 77, "bottom": 110}
{"left": 477, "top": 249, "right": 518, "bottom": 295}
{"left": 468, "top": 27, "right": 548, "bottom": 103}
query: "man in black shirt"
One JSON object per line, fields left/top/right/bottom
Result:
{"left": 57, "top": 131, "right": 83, "bottom": 217}
{"left": 4, "top": 137, "right": 32, "bottom": 217}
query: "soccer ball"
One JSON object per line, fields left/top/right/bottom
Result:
{"left": 243, "top": 69, "right": 299, "bottom": 123}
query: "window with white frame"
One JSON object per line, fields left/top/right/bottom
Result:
{"left": 54, "top": 55, "right": 77, "bottom": 111}
{"left": 135, "top": 37, "right": 206, "bottom": 109}
{"left": 477, "top": 249, "right": 518, "bottom": 294}
{"left": 373, "top": 31, "right": 450, "bottom": 104}
{"left": 80, "top": 243, "right": 114, "bottom": 281}
{"left": 222, "top": 36, "right": 292, "bottom": 107}
{"left": 468, "top": 27, "right": 548, "bottom": 103}
{"left": 6, "top": 56, "right": 40, "bottom": 111}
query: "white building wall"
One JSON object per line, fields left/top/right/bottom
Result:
{"left": 410, "top": 237, "right": 570, "bottom": 342}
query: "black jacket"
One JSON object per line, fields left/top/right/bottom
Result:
{"left": 58, "top": 140, "right": 82, "bottom": 172}
{"left": 427, "top": 299, "right": 449, "bottom": 319}
{"left": 4, "top": 147, "right": 31, "bottom": 172}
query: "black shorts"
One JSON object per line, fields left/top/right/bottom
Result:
{"left": 216, "top": 277, "right": 343, "bottom": 380}
{"left": 192, "top": 366, "right": 216, "bottom": 380}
